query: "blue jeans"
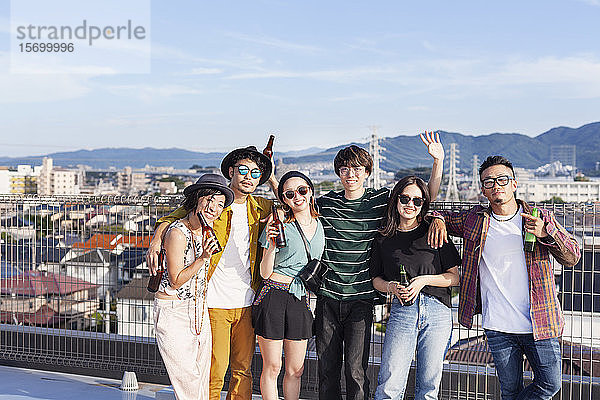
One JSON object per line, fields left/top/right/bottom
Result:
{"left": 485, "top": 329, "right": 562, "bottom": 400}
{"left": 374, "top": 294, "right": 452, "bottom": 400}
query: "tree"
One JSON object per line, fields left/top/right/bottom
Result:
{"left": 545, "top": 196, "right": 565, "bottom": 204}
{"left": 574, "top": 175, "right": 590, "bottom": 182}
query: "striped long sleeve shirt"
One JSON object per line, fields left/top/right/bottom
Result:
{"left": 316, "top": 187, "right": 389, "bottom": 301}
{"left": 437, "top": 200, "right": 580, "bottom": 340}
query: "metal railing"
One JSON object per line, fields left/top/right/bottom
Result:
{"left": 1, "top": 194, "right": 599, "bottom": 399}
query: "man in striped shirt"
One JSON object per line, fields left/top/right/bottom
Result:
{"left": 314, "top": 132, "right": 444, "bottom": 400}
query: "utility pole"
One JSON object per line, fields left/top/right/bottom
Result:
{"left": 445, "top": 143, "right": 460, "bottom": 202}
{"left": 367, "top": 126, "right": 385, "bottom": 189}
{"left": 466, "top": 154, "right": 480, "bottom": 201}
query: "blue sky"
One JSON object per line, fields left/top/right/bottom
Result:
{"left": 1, "top": 0, "right": 599, "bottom": 158}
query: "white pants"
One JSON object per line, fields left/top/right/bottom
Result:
{"left": 154, "top": 298, "right": 212, "bottom": 400}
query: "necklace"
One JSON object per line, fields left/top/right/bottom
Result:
{"left": 183, "top": 219, "right": 208, "bottom": 336}
{"left": 296, "top": 218, "right": 314, "bottom": 226}
{"left": 490, "top": 207, "right": 520, "bottom": 222}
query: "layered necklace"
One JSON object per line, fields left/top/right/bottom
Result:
{"left": 183, "top": 217, "right": 208, "bottom": 336}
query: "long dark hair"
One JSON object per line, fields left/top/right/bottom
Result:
{"left": 379, "top": 176, "right": 430, "bottom": 237}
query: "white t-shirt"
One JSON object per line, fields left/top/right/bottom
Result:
{"left": 206, "top": 201, "right": 255, "bottom": 308}
{"left": 479, "top": 206, "right": 533, "bottom": 333}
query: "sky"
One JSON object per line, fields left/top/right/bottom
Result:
{"left": 1, "top": 0, "right": 600, "bottom": 158}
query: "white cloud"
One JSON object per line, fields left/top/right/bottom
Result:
{"left": 407, "top": 106, "right": 430, "bottom": 111}
{"left": 188, "top": 67, "right": 223, "bottom": 75}
{"left": 226, "top": 66, "right": 402, "bottom": 81}
{"left": 106, "top": 112, "right": 202, "bottom": 127}
{"left": 225, "top": 54, "right": 600, "bottom": 99}
{"left": 224, "top": 32, "right": 322, "bottom": 53}
{"left": 105, "top": 84, "right": 202, "bottom": 101}
{"left": 0, "top": 51, "right": 95, "bottom": 103}
{"left": 422, "top": 40, "right": 436, "bottom": 52}
{"left": 576, "top": 0, "right": 600, "bottom": 6}
{"left": 328, "top": 93, "right": 383, "bottom": 102}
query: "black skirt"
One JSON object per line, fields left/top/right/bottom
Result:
{"left": 252, "top": 280, "right": 313, "bottom": 340}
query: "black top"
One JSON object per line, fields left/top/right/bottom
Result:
{"left": 369, "top": 221, "right": 461, "bottom": 308}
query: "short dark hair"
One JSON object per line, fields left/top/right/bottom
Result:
{"left": 479, "top": 155, "right": 515, "bottom": 178}
{"left": 182, "top": 188, "right": 222, "bottom": 212}
{"left": 228, "top": 150, "right": 269, "bottom": 177}
{"left": 334, "top": 145, "right": 373, "bottom": 176}
{"left": 379, "top": 176, "right": 430, "bottom": 237}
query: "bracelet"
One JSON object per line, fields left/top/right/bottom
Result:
{"left": 386, "top": 281, "right": 397, "bottom": 294}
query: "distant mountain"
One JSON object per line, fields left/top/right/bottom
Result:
{"left": 283, "top": 122, "right": 600, "bottom": 171}
{"left": 0, "top": 146, "right": 326, "bottom": 170}
{"left": 0, "top": 123, "right": 597, "bottom": 171}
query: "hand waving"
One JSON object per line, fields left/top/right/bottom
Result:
{"left": 420, "top": 131, "right": 444, "bottom": 161}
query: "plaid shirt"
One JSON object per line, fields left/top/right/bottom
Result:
{"left": 437, "top": 200, "right": 580, "bottom": 340}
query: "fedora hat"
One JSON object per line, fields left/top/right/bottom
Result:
{"left": 183, "top": 173, "right": 234, "bottom": 208}
{"left": 220, "top": 146, "right": 272, "bottom": 186}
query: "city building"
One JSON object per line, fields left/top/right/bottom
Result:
{"left": 518, "top": 178, "right": 600, "bottom": 203}
{"left": 38, "top": 158, "right": 81, "bottom": 195}
{"left": 0, "top": 165, "right": 41, "bottom": 194}
{"left": 115, "top": 277, "right": 155, "bottom": 338}
{"left": 117, "top": 167, "right": 149, "bottom": 195}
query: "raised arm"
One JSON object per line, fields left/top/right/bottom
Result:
{"left": 266, "top": 155, "right": 279, "bottom": 199}
{"left": 420, "top": 131, "right": 444, "bottom": 201}
{"left": 258, "top": 214, "right": 278, "bottom": 279}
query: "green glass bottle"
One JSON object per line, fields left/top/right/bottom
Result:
{"left": 524, "top": 207, "right": 539, "bottom": 252}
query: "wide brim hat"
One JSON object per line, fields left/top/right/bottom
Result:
{"left": 183, "top": 173, "right": 235, "bottom": 208}
{"left": 220, "top": 146, "right": 272, "bottom": 186}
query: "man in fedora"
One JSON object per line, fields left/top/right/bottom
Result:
{"left": 147, "top": 146, "right": 276, "bottom": 400}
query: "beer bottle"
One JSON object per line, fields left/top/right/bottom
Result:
{"left": 198, "top": 212, "right": 223, "bottom": 254}
{"left": 399, "top": 264, "right": 414, "bottom": 306}
{"left": 271, "top": 204, "right": 287, "bottom": 248}
{"left": 147, "top": 249, "right": 165, "bottom": 293}
{"left": 263, "top": 134, "right": 275, "bottom": 158}
{"left": 524, "top": 207, "right": 539, "bottom": 252}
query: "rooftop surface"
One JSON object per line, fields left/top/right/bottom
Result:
{"left": 0, "top": 365, "right": 266, "bottom": 400}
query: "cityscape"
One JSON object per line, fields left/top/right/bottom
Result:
{"left": 2, "top": 0, "right": 600, "bottom": 398}
{"left": 1, "top": 130, "right": 600, "bottom": 399}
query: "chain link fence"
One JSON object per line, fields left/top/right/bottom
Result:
{"left": 1, "top": 194, "right": 598, "bottom": 398}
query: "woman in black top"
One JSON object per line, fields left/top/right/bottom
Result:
{"left": 370, "top": 176, "right": 461, "bottom": 400}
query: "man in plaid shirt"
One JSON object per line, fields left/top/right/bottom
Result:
{"left": 429, "top": 155, "right": 580, "bottom": 400}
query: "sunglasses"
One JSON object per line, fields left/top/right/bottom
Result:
{"left": 283, "top": 185, "right": 310, "bottom": 200}
{"left": 399, "top": 194, "right": 424, "bottom": 207}
{"left": 481, "top": 175, "right": 513, "bottom": 189}
{"left": 235, "top": 164, "right": 262, "bottom": 179}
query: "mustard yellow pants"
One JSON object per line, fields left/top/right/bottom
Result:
{"left": 208, "top": 306, "right": 255, "bottom": 400}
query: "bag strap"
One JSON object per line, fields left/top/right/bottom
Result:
{"left": 293, "top": 220, "right": 313, "bottom": 262}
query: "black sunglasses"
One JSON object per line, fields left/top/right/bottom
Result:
{"left": 283, "top": 186, "right": 310, "bottom": 200}
{"left": 235, "top": 164, "right": 262, "bottom": 179}
{"left": 399, "top": 194, "right": 424, "bottom": 207}
{"left": 481, "top": 175, "right": 513, "bottom": 189}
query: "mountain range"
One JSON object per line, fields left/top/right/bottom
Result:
{"left": 283, "top": 122, "right": 600, "bottom": 171}
{"left": 0, "top": 123, "right": 598, "bottom": 172}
